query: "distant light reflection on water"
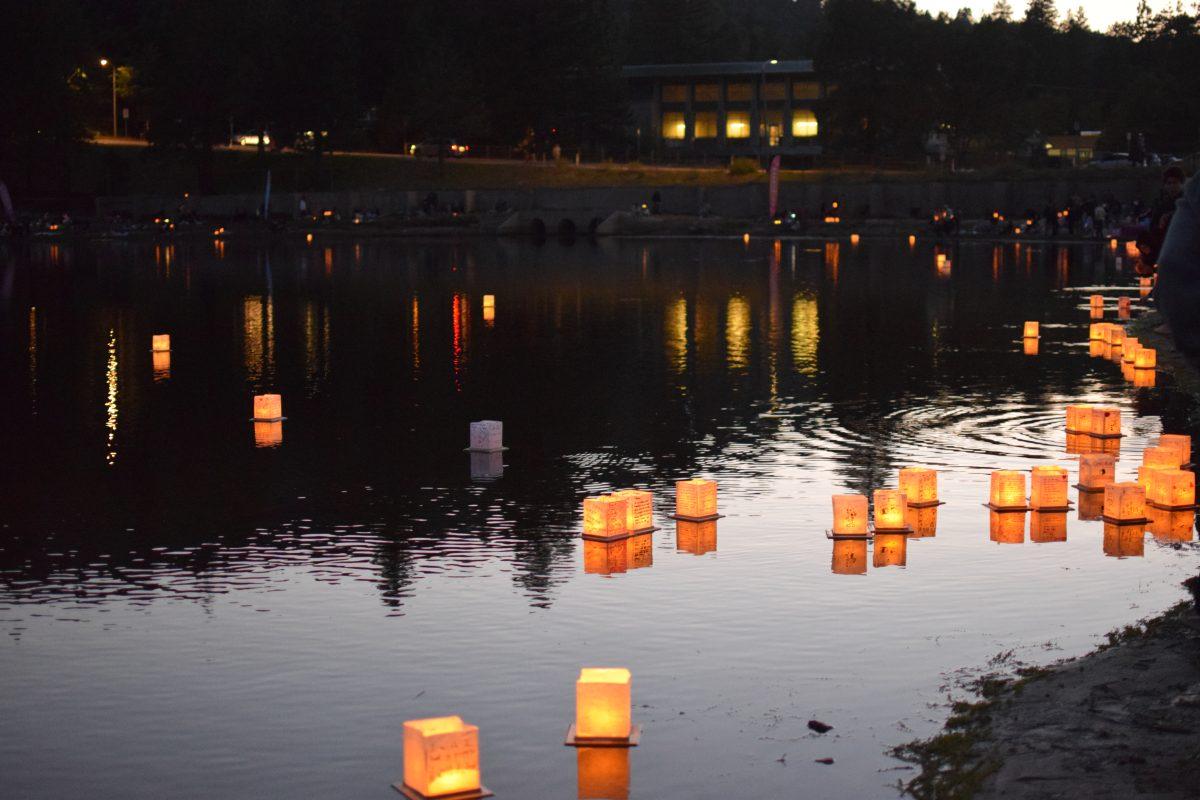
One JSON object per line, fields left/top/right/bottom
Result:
{"left": 0, "top": 236, "right": 1197, "bottom": 799}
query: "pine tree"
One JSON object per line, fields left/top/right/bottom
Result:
{"left": 1023, "top": 0, "right": 1058, "bottom": 27}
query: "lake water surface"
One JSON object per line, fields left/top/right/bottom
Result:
{"left": 1, "top": 235, "right": 1197, "bottom": 799}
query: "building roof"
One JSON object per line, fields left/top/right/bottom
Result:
{"left": 622, "top": 60, "right": 815, "bottom": 79}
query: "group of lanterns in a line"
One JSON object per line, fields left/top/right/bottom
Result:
{"left": 399, "top": 668, "right": 638, "bottom": 799}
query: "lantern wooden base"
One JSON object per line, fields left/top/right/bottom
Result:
{"left": 580, "top": 531, "right": 634, "bottom": 543}
{"left": 1083, "top": 432, "right": 1123, "bottom": 440}
{"left": 983, "top": 503, "right": 1030, "bottom": 513}
{"left": 825, "top": 530, "right": 872, "bottom": 541}
{"left": 393, "top": 783, "right": 493, "bottom": 800}
{"left": 1029, "top": 502, "right": 1074, "bottom": 513}
{"left": 250, "top": 415, "right": 287, "bottom": 423}
{"left": 905, "top": 500, "right": 945, "bottom": 509}
{"left": 1145, "top": 500, "right": 1199, "bottom": 512}
{"left": 870, "top": 524, "right": 914, "bottom": 535}
{"left": 463, "top": 446, "right": 509, "bottom": 453}
{"left": 564, "top": 724, "right": 642, "bottom": 748}
{"left": 668, "top": 513, "right": 723, "bottom": 523}
{"left": 1073, "top": 484, "right": 1109, "bottom": 493}
{"left": 1101, "top": 515, "right": 1150, "bottom": 526}
{"left": 1022, "top": 335, "right": 1040, "bottom": 340}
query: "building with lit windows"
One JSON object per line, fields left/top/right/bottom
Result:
{"left": 622, "top": 60, "right": 822, "bottom": 164}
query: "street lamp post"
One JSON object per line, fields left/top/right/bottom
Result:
{"left": 758, "top": 59, "right": 779, "bottom": 166}
{"left": 100, "top": 58, "right": 116, "bottom": 138}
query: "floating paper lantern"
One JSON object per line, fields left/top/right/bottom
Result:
{"left": 898, "top": 467, "right": 939, "bottom": 507}
{"left": 832, "top": 494, "right": 869, "bottom": 535}
{"left": 1088, "top": 321, "right": 1108, "bottom": 340}
{"left": 152, "top": 350, "right": 171, "bottom": 381}
{"left": 1089, "top": 406, "right": 1120, "bottom": 438}
{"left": 1065, "top": 404, "right": 1093, "bottom": 434}
{"left": 1104, "top": 325, "right": 1125, "bottom": 346}
{"left": 1121, "top": 362, "right": 1136, "bottom": 382}
{"left": 253, "top": 421, "right": 283, "bottom": 448}
{"left": 1030, "top": 465, "right": 1069, "bottom": 510}
{"left": 1023, "top": 338, "right": 1039, "bottom": 356}
{"left": 573, "top": 668, "right": 634, "bottom": 743}
{"left": 831, "top": 538, "right": 868, "bottom": 574}
{"left": 401, "top": 716, "right": 485, "bottom": 799}
{"left": 583, "top": 496, "right": 629, "bottom": 540}
{"left": 1143, "top": 445, "right": 1183, "bottom": 471}
{"left": 989, "top": 510, "right": 1025, "bottom": 544}
{"left": 613, "top": 489, "right": 654, "bottom": 533}
{"left": 674, "top": 478, "right": 718, "bottom": 521}
{"left": 872, "top": 533, "right": 907, "bottom": 567}
{"left": 906, "top": 505, "right": 939, "bottom": 537}
{"left": 1137, "top": 465, "right": 1165, "bottom": 502}
{"left": 908, "top": 234, "right": 916, "bottom": 247}
{"left": 1077, "top": 489, "right": 1104, "bottom": 521}
{"left": 1078, "top": 453, "right": 1115, "bottom": 490}
{"left": 626, "top": 533, "right": 653, "bottom": 570}
{"left": 1088, "top": 340, "right": 1106, "bottom": 358}
{"left": 742, "top": 233, "right": 750, "bottom": 245}
{"left": 482, "top": 306, "right": 495, "bottom": 325}
{"left": 872, "top": 489, "right": 908, "bottom": 530}
{"left": 1159, "top": 434, "right": 1191, "bottom": 466}
{"left": 850, "top": 233, "right": 860, "bottom": 245}
{"left": 1089, "top": 294, "right": 1104, "bottom": 309}
{"left": 936, "top": 253, "right": 947, "bottom": 269}
{"left": 1022, "top": 321, "right": 1039, "bottom": 339}
{"left": 675, "top": 520, "right": 717, "bottom": 555}
{"left": 1029, "top": 511, "right": 1067, "bottom": 543}
{"left": 1151, "top": 469, "right": 1195, "bottom": 509}
{"left": 482, "top": 294, "right": 495, "bottom": 310}
{"left": 1110, "top": 238, "right": 1118, "bottom": 249}
{"left": 577, "top": 746, "right": 630, "bottom": 800}
{"left": 467, "top": 420, "right": 504, "bottom": 452}
{"left": 1134, "top": 348, "right": 1156, "bottom": 370}
{"left": 152, "top": 334, "right": 171, "bottom": 352}
{"left": 1122, "top": 339, "right": 1140, "bottom": 364}
{"left": 988, "top": 470, "right": 1027, "bottom": 510}
{"left": 1103, "top": 482, "right": 1146, "bottom": 522}
{"left": 252, "top": 393, "right": 283, "bottom": 422}
{"left": 583, "top": 539, "right": 628, "bottom": 575}
{"left": 1140, "top": 279, "right": 1152, "bottom": 298}
{"left": 1125, "top": 241, "right": 1139, "bottom": 258}
{"left": 1146, "top": 506, "right": 1194, "bottom": 542}
{"left": 1103, "top": 522, "right": 1145, "bottom": 558}
{"left": 1090, "top": 307, "right": 1104, "bottom": 320}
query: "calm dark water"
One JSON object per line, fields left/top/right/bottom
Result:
{"left": 1, "top": 235, "right": 1197, "bottom": 799}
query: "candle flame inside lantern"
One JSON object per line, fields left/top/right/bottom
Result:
{"left": 831, "top": 538, "right": 868, "bottom": 574}
{"left": 583, "top": 496, "right": 629, "bottom": 539}
{"left": 402, "top": 716, "right": 482, "bottom": 798}
{"left": 252, "top": 393, "right": 282, "bottom": 421}
{"left": 576, "top": 668, "right": 632, "bottom": 740}
{"left": 832, "top": 494, "right": 869, "bottom": 535}
{"left": 989, "top": 470, "right": 1026, "bottom": 509}
{"left": 1030, "top": 465, "right": 1068, "bottom": 509}
{"left": 675, "top": 478, "right": 717, "bottom": 520}
{"left": 1103, "top": 482, "right": 1146, "bottom": 521}
{"left": 152, "top": 334, "right": 171, "bottom": 352}
{"left": 898, "top": 467, "right": 938, "bottom": 506}
{"left": 1135, "top": 348, "right": 1156, "bottom": 369}
{"left": 1079, "top": 453, "right": 1115, "bottom": 490}
{"left": 873, "top": 489, "right": 907, "bottom": 529}
{"left": 1022, "top": 321, "right": 1039, "bottom": 338}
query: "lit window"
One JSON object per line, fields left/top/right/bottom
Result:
{"left": 792, "top": 81, "right": 820, "bottom": 100}
{"left": 727, "top": 83, "right": 753, "bottom": 102}
{"left": 695, "top": 83, "right": 719, "bottom": 102}
{"left": 662, "top": 112, "right": 687, "bottom": 140}
{"left": 762, "top": 81, "right": 786, "bottom": 101}
{"left": 662, "top": 84, "right": 688, "bottom": 103}
{"left": 762, "top": 111, "right": 783, "bottom": 147}
{"left": 726, "top": 111, "right": 751, "bottom": 139}
{"left": 791, "top": 109, "right": 818, "bottom": 138}
{"left": 694, "top": 112, "right": 718, "bottom": 139}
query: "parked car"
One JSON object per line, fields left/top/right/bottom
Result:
{"left": 1088, "top": 152, "right": 1133, "bottom": 169}
{"left": 409, "top": 140, "right": 470, "bottom": 158}
{"left": 234, "top": 132, "right": 270, "bottom": 147}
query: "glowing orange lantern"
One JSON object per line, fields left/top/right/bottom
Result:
{"left": 674, "top": 478, "right": 718, "bottom": 521}
{"left": 1030, "top": 465, "right": 1069, "bottom": 510}
{"left": 252, "top": 393, "right": 283, "bottom": 422}
{"left": 1121, "top": 362, "right": 1136, "bottom": 383}
{"left": 468, "top": 420, "right": 504, "bottom": 452}
{"left": 1159, "top": 434, "right": 1191, "bottom": 466}
{"left": 1078, "top": 453, "right": 1115, "bottom": 490}
{"left": 989, "top": 510, "right": 1025, "bottom": 544}
{"left": 1023, "top": 338, "right": 1039, "bottom": 356}
{"left": 1089, "top": 406, "right": 1120, "bottom": 438}
{"left": 577, "top": 746, "right": 629, "bottom": 800}
{"left": 570, "top": 668, "right": 636, "bottom": 744}
{"left": 613, "top": 489, "right": 654, "bottom": 533}
{"left": 1077, "top": 490, "right": 1104, "bottom": 521}
{"left": 831, "top": 494, "right": 869, "bottom": 535}
{"left": 1090, "top": 306, "right": 1104, "bottom": 320}
{"left": 583, "top": 496, "right": 629, "bottom": 540}
{"left": 400, "top": 716, "right": 486, "bottom": 799}
{"left": 1144, "top": 445, "right": 1183, "bottom": 471}
{"left": 675, "top": 520, "right": 717, "bottom": 555}
{"left": 988, "top": 470, "right": 1027, "bottom": 510}
{"left": 625, "top": 533, "right": 653, "bottom": 570}
{"left": 1103, "top": 482, "right": 1146, "bottom": 522}
{"left": 254, "top": 421, "right": 283, "bottom": 448}
{"left": 906, "top": 505, "right": 939, "bottom": 537}
{"left": 873, "top": 489, "right": 908, "bottom": 530}
{"left": 742, "top": 233, "right": 750, "bottom": 245}
{"left": 583, "top": 539, "right": 627, "bottom": 575}
{"left": 1089, "top": 294, "right": 1104, "bottom": 309}
{"left": 1022, "top": 321, "right": 1039, "bottom": 339}
{"left": 1122, "top": 339, "right": 1140, "bottom": 364}
{"left": 908, "top": 234, "right": 916, "bottom": 247}
{"left": 898, "top": 467, "right": 939, "bottom": 507}
{"left": 1140, "top": 278, "right": 1152, "bottom": 298}
{"left": 152, "top": 350, "right": 171, "bottom": 381}
{"left": 1104, "top": 325, "right": 1125, "bottom": 346}
{"left": 1150, "top": 469, "right": 1195, "bottom": 509}
{"left": 1134, "top": 348, "right": 1156, "bottom": 370}
{"left": 872, "top": 533, "right": 907, "bottom": 567}
{"left": 1065, "top": 404, "right": 1093, "bottom": 434}
{"left": 1103, "top": 522, "right": 1145, "bottom": 557}
{"left": 482, "top": 294, "right": 495, "bottom": 310}
{"left": 936, "top": 253, "right": 947, "bottom": 269}
{"left": 850, "top": 233, "right": 860, "bottom": 245}
{"left": 1029, "top": 511, "right": 1067, "bottom": 543}
{"left": 1124, "top": 241, "right": 1138, "bottom": 258}
{"left": 1109, "top": 238, "right": 1118, "bottom": 249}
{"left": 831, "top": 538, "right": 867, "bottom": 574}
{"left": 152, "top": 334, "right": 171, "bottom": 352}
{"left": 1088, "top": 340, "right": 1106, "bottom": 358}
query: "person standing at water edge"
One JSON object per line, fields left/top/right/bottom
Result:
{"left": 1155, "top": 171, "right": 1200, "bottom": 367}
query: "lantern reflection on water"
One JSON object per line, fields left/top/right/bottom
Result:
{"left": 1029, "top": 511, "right": 1067, "bottom": 543}
{"left": 1090, "top": 294, "right": 1104, "bottom": 309}
{"left": 252, "top": 393, "right": 283, "bottom": 422}
{"left": 674, "top": 478, "right": 718, "bottom": 521}
{"left": 899, "top": 467, "right": 939, "bottom": 507}
{"left": 1078, "top": 453, "right": 1115, "bottom": 490}
{"left": 1103, "top": 482, "right": 1146, "bottom": 522}
{"left": 1135, "top": 348, "right": 1156, "bottom": 370}
{"left": 253, "top": 421, "right": 283, "bottom": 448}
{"left": 831, "top": 538, "right": 868, "bottom": 574}
{"left": 1089, "top": 340, "right": 1106, "bottom": 358}
{"left": 152, "top": 350, "right": 171, "bottom": 381}
{"left": 577, "top": 746, "right": 630, "bottom": 800}
{"left": 1121, "top": 362, "right": 1136, "bottom": 383}
{"left": 613, "top": 489, "right": 654, "bottom": 533}
{"left": 1104, "top": 325, "right": 1125, "bottom": 346}
{"left": 1030, "top": 465, "right": 1069, "bottom": 510}
{"left": 400, "top": 716, "right": 487, "bottom": 799}
{"left": 583, "top": 496, "right": 629, "bottom": 540}
{"left": 1090, "top": 306, "right": 1104, "bottom": 320}
{"left": 906, "top": 505, "right": 939, "bottom": 537}
{"left": 625, "top": 533, "right": 653, "bottom": 570}
{"left": 873, "top": 533, "right": 907, "bottom": 567}
{"left": 1140, "top": 277, "right": 1153, "bottom": 297}
{"left": 1133, "top": 368, "right": 1157, "bottom": 388}
{"left": 1077, "top": 490, "right": 1104, "bottom": 521}
{"left": 1023, "top": 338, "right": 1039, "bottom": 356}
{"left": 572, "top": 668, "right": 636, "bottom": 744}
{"left": 873, "top": 489, "right": 908, "bottom": 530}
{"left": 988, "top": 470, "right": 1027, "bottom": 510}
{"left": 1066, "top": 404, "right": 1092, "bottom": 434}
{"left": 583, "top": 539, "right": 628, "bottom": 575}
{"left": 1103, "top": 522, "right": 1145, "bottom": 558}
{"left": 1146, "top": 506, "right": 1195, "bottom": 541}
{"left": 1159, "top": 434, "right": 1192, "bottom": 466}
{"left": 832, "top": 494, "right": 869, "bottom": 535}
{"left": 675, "top": 519, "right": 717, "bottom": 554}
{"left": 989, "top": 510, "right": 1025, "bottom": 544}
{"left": 469, "top": 451, "right": 504, "bottom": 482}
{"left": 1122, "top": 338, "right": 1140, "bottom": 364}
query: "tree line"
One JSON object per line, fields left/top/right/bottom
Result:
{"left": 2, "top": 0, "right": 1197, "bottom": 197}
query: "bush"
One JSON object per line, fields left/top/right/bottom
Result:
{"left": 728, "top": 157, "right": 760, "bottom": 176}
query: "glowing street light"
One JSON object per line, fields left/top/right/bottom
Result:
{"left": 99, "top": 57, "right": 117, "bottom": 137}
